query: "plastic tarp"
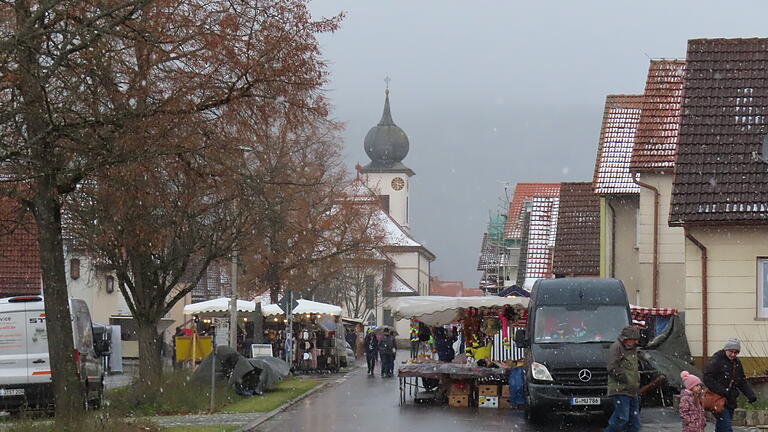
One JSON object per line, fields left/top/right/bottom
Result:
{"left": 638, "top": 315, "right": 698, "bottom": 390}
{"left": 184, "top": 297, "right": 258, "bottom": 315}
{"left": 262, "top": 304, "right": 284, "bottom": 317}
{"left": 397, "top": 362, "right": 508, "bottom": 379}
{"left": 292, "top": 299, "right": 342, "bottom": 316}
{"left": 392, "top": 296, "right": 529, "bottom": 327}
{"left": 193, "top": 346, "right": 290, "bottom": 395}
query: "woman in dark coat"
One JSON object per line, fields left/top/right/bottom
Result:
{"left": 363, "top": 329, "right": 379, "bottom": 376}
{"left": 703, "top": 338, "right": 757, "bottom": 432}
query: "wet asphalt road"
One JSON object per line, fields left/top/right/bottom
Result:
{"left": 255, "top": 355, "right": 752, "bottom": 432}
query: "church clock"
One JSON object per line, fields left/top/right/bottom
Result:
{"left": 391, "top": 177, "right": 405, "bottom": 191}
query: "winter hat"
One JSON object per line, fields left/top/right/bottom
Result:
{"left": 724, "top": 338, "right": 741, "bottom": 352}
{"left": 620, "top": 325, "right": 640, "bottom": 341}
{"left": 680, "top": 371, "right": 702, "bottom": 391}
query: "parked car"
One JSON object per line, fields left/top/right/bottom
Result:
{"left": 0, "top": 295, "right": 108, "bottom": 412}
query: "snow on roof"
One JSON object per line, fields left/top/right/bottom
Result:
{"left": 524, "top": 196, "right": 559, "bottom": 281}
{"left": 387, "top": 272, "right": 417, "bottom": 294}
{"left": 504, "top": 183, "right": 560, "bottom": 240}
{"left": 375, "top": 208, "right": 420, "bottom": 247}
{"left": 593, "top": 95, "right": 644, "bottom": 195}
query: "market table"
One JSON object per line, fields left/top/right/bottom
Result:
{"left": 397, "top": 362, "right": 508, "bottom": 405}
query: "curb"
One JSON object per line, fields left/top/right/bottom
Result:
{"left": 235, "top": 381, "right": 329, "bottom": 432}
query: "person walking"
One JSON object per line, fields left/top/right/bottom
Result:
{"left": 679, "top": 371, "right": 706, "bottom": 432}
{"left": 364, "top": 328, "right": 379, "bottom": 376}
{"left": 604, "top": 325, "right": 641, "bottom": 432}
{"left": 379, "top": 328, "right": 396, "bottom": 378}
{"left": 704, "top": 338, "right": 757, "bottom": 432}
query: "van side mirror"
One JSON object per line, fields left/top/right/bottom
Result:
{"left": 95, "top": 339, "right": 111, "bottom": 357}
{"left": 514, "top": 329, "right": 529, "bottom": 348}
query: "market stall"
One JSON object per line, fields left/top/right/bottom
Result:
{"left": 261, "top": 304, "right": 286, "bottom": 359}
{"left": 181, "top": 297, "right": 261, "bottom": 358}
{"left": 290, "top": 299, "right": 346, "bottom": 372}
{"left": 392, "top": 296, "right": 528, "bottom": 407}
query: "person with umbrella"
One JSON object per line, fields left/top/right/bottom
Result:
{"left": 378, "top": 327, "right": 396, "bottom": 378}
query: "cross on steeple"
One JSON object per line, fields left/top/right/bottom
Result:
{"left": 384, "top": 76, "right": 391, "bottom": 94}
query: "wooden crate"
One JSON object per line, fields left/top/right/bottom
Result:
{"left": 499, "top": 397, "right": 511, "bottom": 409}
{"left": 501, "top": 384, "right": 510, "bottom": 397}
{"left": 448, "top": 394, "right": 469, "bottom": 407}
{"left": 478, "top": 384, "right": 499, "bottom": 397}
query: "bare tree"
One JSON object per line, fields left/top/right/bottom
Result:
{"left": 0, "top": 0, "right": 341, "bottom": 418}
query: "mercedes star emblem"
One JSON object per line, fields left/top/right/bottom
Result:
{"left": 578, "top": 369, "right": 592, "bottom": 382}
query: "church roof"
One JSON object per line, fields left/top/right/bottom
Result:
{"left": 361, "top": 90, "right": 412, "bottom": 175}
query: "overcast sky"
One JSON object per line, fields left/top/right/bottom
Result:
{"left": 308, "top": 1, "right": 768, "bottom": 287}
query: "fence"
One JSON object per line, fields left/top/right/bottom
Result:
{"left": 491, "top": 325, "right": 525, "bottom": 362}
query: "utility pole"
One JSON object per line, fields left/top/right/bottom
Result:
{"left": 229, "top": 251, "right": 238, "bottom": 348}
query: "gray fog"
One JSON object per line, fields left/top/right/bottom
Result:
{"left": 309, "top": 0, "right": 768, "bottom": 287}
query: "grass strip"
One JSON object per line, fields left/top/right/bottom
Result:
{"left": 221, "top": 377, "right": 321, "bottom": 413}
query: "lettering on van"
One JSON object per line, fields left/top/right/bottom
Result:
{"left": 28, "top": 318, "right": 45, "bottom": 324}
{"left": 0, "top": 317, "right": 12, "bottom": 322}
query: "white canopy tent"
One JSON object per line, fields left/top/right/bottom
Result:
{"left": 291, "top": 299, "right": 342, "bottom": 316}
{"left": 392, "top": 296, "right": 529, "bottom": 327}
{"left": 262, "top": 304, "right": 285, "bottom": 317}
{"left": 183, "top": 297, "right": 259, "bottom": 316}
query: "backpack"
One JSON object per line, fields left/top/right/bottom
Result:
{"left": 379, "top": 336, "right": 393, "bottom": 353}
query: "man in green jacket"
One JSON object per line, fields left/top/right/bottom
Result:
{"left": 604, "top": 325, "right": 641, "bottom": 432}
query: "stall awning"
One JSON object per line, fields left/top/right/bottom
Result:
{"left": 262, "top": 304, "right": 284, "bottom": 317}
{"left": 392, "top": 296, "right": 529, "bottom": 327}
{"left": 292, "top": 299, "right": 342, "bottom": 316}
{"left": 513, "top": 305, "right": 678, "bottom": 328}
{"left": 183, "top": 297, "right": 259, "bottom": 315}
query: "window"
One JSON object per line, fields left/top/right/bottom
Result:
{"left": 758, "top": 258, "right": 768, "bottom": 318}
{"left": 383, "top": 309, "right": 394, "bottom": 327}
{"left": 533, "top": 305, "right": 629, "bottom": 344}
{"left": 105, "top": 275, "right": 115, "bottom": 294}
{"left": 70, "top": 258, "right": 80, "bottom": 280}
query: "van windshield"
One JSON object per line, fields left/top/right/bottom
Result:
{"left": 533, "top": 305, "right": 629, "bottom": 344}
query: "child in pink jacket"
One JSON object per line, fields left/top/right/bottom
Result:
{"left": 679, "top": 371, "right": 706, "bottom": 432}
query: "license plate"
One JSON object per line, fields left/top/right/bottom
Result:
{"left": 570, "top": 397, "right": 600, "bottom": 405}
{"left": 0, "top": 388, "right": 23, "bottom": 397}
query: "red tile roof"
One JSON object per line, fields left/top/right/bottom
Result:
{"left": 630, "top": 60, "right": 686, "bottom": 172}
{"left": 504, "top": 183, "right": 560, "bottom": 240}
{"left": 670, "top": 38, "right": 768, "bottom": 225}
{"left": 593, "top": 95, "right": 644, "bottom": 195}
{"left": 0, "top": 199, "right": 42, "bottom": 296}
{"left": 552, "top": 182, "right": 600, "bottom": 276}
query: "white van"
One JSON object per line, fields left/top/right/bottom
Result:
{"left": 0, "top": 295, "right": 106, "bottom": 412}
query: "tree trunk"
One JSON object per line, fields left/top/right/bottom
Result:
{"left": 137, "top": 319, "right": 163, "bottom": 398}
{"left": 15, "top": 0, "right": 85, "bottom": 420}
{"left": 33, "top": 192, "right": 85, "bottom": 421}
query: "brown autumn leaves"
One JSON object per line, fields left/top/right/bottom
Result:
{"left": 0, "top": 0, "right": 383, "bottom": 413}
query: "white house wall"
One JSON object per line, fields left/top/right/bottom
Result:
{"left": 636, "top": 173, "right": 685, "bottom": 309}
{"left": 684, "top": 226, "right": 768, "bottom": 362}
{"left": 364, "top": 172, "right": 410, "bottom": 230}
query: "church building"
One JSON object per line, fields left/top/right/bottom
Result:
{"left": 354, "top": 87, "right": 436, "bottom": 341}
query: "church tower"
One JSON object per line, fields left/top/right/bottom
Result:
{"left": 360, "top": 86, "right": 414, "bottom": 231}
